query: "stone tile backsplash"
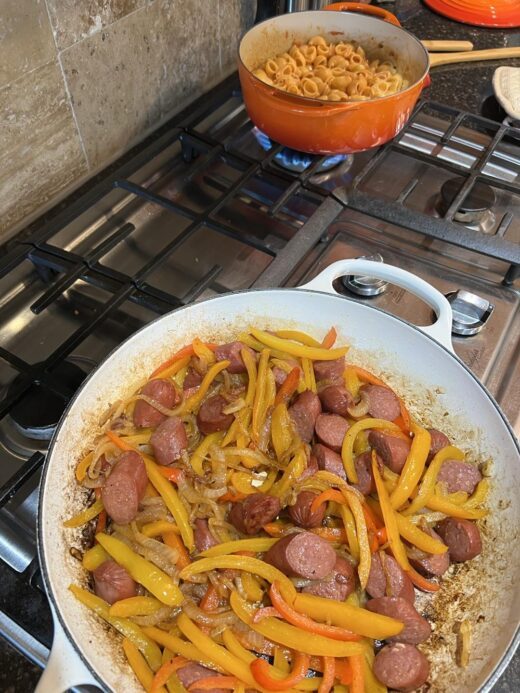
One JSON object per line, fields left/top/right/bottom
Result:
{"left": 0, "top": 0, "right": 256, "bottom": 241}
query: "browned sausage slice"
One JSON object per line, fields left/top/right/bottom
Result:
{"left": 228, "top": 493, "right": 281, "bottom": 535}
{"left": 366, "top": 552, "right": 415, "bottom": 604}
{"left": 352, "top": 451, "right": 376, "bottom": 495}
{"left": 288, "top": 491, "right": 325, "bottom": 529}
{"left": 183, "top": 367, "right": 203, "bottom": 399}
{"left": 289, "top": 391, "right": 322, "bottom": 443}
{"left": 373, "top": 643, "right": 429, "bottom": 692}
{"left": 263, "top": 531, "right": 336, "bottom": 579}
{"left": 299, "top": 453, "right": 319, "bottom": 481}
{"left": 302, "top": 556, "right": 356, "bottom": 601}
{"left": 436, "top": 517, "right": 482, "bottom": 562}
{"left": 197, "top": 395, "right": 234, "bottom": 435}
{"left": 361, "top": 384, "right": 400, "bottom": 421}
{"left": 313, "top": 357, "right": 345, "bottom": 383}
{"left": 215, "top": 341, "right": 254, "bottom": 374}
{"left": 93, "top": 560, "right": 137, "bottom": 604}
{"left": 366, "top": 596, "right": 431, "bottom": 644}
{"left": 133, "top": 378, "right": 179, "bottom": 429}
{"left": 315, "top": 413, "right": 349, "bottom": 453}
{"left": 312, "top": 443, "right": 345, "bottom": 480}
{"left": 319, "top": 385, "right": 353, "bottom": 417}
{"left": 436, "top": 459, "right": 482, "bottom": 495}
{"left": 150, "top": 416, "right": 188, "bottom": 466}
{"left": 194, "top": 518, "right": 218, "bottom": 552}
{"left": 408, "top": 527, "right": 449, "bottom": 577}
{"left": 368, "top": 430, "right": 411, "bottom": 474}
{"left": 101, "top": 450, "right": 148, "bottom": 525}
{"left": 176, "top": 662, "right": 227, "bottom": 693}
{"left": 427, "top": 428, "right": 450, "bottom": 462}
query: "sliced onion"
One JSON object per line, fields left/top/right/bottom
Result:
{"left": 132, "top": 606, "right": 179, "bottom": 627}
{"left": 222, "top": 398, "right": 246, "bottom": 415}
{"left": 347, "top": 390, "right": 370, "bottom": 418}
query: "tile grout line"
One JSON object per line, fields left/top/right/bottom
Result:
{"left": 42, "top": 0, "right": 91, "bottom": 170}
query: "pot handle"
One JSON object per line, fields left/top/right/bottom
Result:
{"left": 324, "top": 3, "right": 401, "bottom": 26}
{"left": 299, "top": 259, "right": 454, "bottom": 352}
{"left": 34, "top": 606, "right": 99, "bottom": 693}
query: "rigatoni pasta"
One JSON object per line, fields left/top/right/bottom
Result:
{"left": 253, "top": 35, "right": 408, "bottom": 101}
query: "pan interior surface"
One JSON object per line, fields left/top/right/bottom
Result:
{"left": 39, "top": 289, "right": 520, "bottom": 693}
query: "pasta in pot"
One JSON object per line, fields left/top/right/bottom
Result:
{"left": 252, "top": 35, "right": 408, "bottom": 101}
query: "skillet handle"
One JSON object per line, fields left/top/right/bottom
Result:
{"left": 34, "top": 608, "right": 99, "bottom": 693}
{"left": 324, "top": 3, "right": 402, "bottom": 26}
{"left": 299, "top": 259, "right": 454, "bottom": 352}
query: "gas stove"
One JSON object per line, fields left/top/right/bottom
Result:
{"left": 0, "top": 72, "right": 518, "bottom": 687}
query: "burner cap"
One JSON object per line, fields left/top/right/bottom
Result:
{"left": 445, "top": 290, "right": 494, "bottom": 336}
{"left": 342, "top": 253, "right": 388, "bottom": 297}
{"left": 440, "top": 177, "right": 496, "bottom": 215}
{"left": 8, "top": 361, "right": 87, "bottom": 440}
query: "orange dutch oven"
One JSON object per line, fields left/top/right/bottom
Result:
{"left": 237, "top": 2, "right": 430, "bottom": 154}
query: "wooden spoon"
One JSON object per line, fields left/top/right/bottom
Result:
{"left": 430, "top": 47, "right": 520, "bottom": 67}
{"left": 422, "top": 40, "right": 473, "bottom": 52}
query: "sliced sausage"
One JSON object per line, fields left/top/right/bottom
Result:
{"left": 183, "top": 367, "right": 203, "bottom": 398}
{"left": 101, "top": 450, "right": 148, "bottom": 525}
{"left": 215, "top": 341, "right": 254, "bottom": 374}
{"left": 436, "top": 459, "right": 482, "bottom": 495}
{"left": 264, "top": 531, "right": 336, "bottom": 580}
{"left": 289, "top": 491, "right": 325, "bottom": 529}
{"left": 352, "top": 451, "right": 376, "bottom": 496}
{"left": 312, "top": 443, "right": 346, "bottom": 480}
{"left": 93, "top": 560, "right": 137, "bottom": 604}
{"left": 228, "top": 493, "right": 281, "bottom": 535}
{"left": 300, "top": 453, "right": 319, "bottom": 481}
{"left": 366, "top": 597, "right": 431, "bottom": 645}
{"left": 361, "top": 384, "right": 400, "bottom": 421}
{"left": 150, "top": 416, "right": 188, "bottom": 466}
{"left": 176, "top": 662, "right": 226, "bottom": 693}
{"left": 314, "top": 413, "right": 349, "bottom": 453}
{"left": 368, "top": 430, "right": 411, "bottom": 474}
{"left": 366, "top": 552, "right": 415, "bottom": 604}
{"left": 319, "top": 385, "right": 353, "bottom": 417}
{"left": 302, "top": 556, "right": 356, "bottom": 601}
{"left": 436, "top": 518, "right": 482, "bottom": 562}
{"left": 133, "top": 378, "right": 179, "bottom": 429}
{"left": 273, "top": 367, "right": 288, "bottom": 388}
{"left": 197, "top": 395, "right": 234, "bottom": 435}
{"left": 313, "top": 357, "right": 345, "bottom": 384}
{"left": 408, "top": 527, "right": 449, "bottom": 577}
{"left": 194, "top": 518, "right": 218, "bottom": 552}
{"left": 427, "top": 428, "right": 450, "bottom": 462}
{"left": 373, "top": 643, "right": 430, "bottom": 692}
{"left": 289, "top": 391, "right": 322, "bottom": 443}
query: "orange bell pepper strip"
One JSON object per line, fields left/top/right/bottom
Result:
{"left": 262, "top": 522, "right": 287, "bottom": 537}
{"left": 311, "top": 527, "right": 348, "bottom": 543}
{"left": 156, "top": 466, "right": 184, "bottom": 483}
{"left": 349, "top": 655, "right": 365, "bottom": 693}
{"left": 250, "top": 651, "right": 310, "bottom": 691}
{"left": 310, "top": 489, "right": 346, "bottom": 514}
{"left": 394, "top": 397, "right": 411, "bottom": 434}
{"left": 106, "top": 430, "right": 133, "bottom": 452}
{"left": 189, "top": 676, "right": 240, "bottom": 690}
{"left": 200, "top": 584, "right": 220, "bottom": 612}
{"left": 376, "top": 527, "right": 388, "bottom": 546}
{"left": 361, "top": 503, "right": 380, "bottom": 554}
{"left": 335, "top": 660, "right": 353, "bottom": 686}
{"left": 321, "top": 326, "right": 337, "bottom": 349}
{"left": 253, "top": 607, "right": 280, "bottom": 623}
{"left": 318, "top": 657, "right": 336, "bottom": 693}
{"left": 150, "top": 342, "right": 217, "bottom": 378}
{"left": 163, "top": 532, "right": 191, "bottom": 569}
{"left": 219, "top": 491, "right": 247, "bottom": 503}
{"left": 269, "top": 582, "right": 360, "bottom": 642}
{"left": 150, "top": 656, "right": 188, "bottom": 693}
{"left": 346, "top": 365, "right": 386, "bottom": 387}
{"left": 274, "top": 367, "right": 300, "bottom": 406}
{"left": 406, "top": 564, "right": 441, "bottom": 593}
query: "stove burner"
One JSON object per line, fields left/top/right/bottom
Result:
{"left": 342, "top": 253, "right": 388, "bottom": 297}
{"left": 445, "top": 290, "right": 494, "bottom": 336}
{"left": 438, "top": 176, "right": 496, "bottom": 234}
{"left": 7, "top": 361, "right": 87, "bottom": 441}
{"left": 253, "top": 127, "right": 348, "bottom": 174}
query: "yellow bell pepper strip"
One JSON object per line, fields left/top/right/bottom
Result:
{"left": 271, "top": 403, "right": 294, "bottom": 459}
{"left": 274, "top": 648, "right": 290, "bottom": 674}
{"left": 63, "top": 497, "right": 104, "bottom": 528}
{"left": 390, "top": 422, "right": 431, "bottom": 510}
{"left": 239, "top": 333, "right": 295, "bottom": 361}
{"left": 153, "top": 355, "right": 191, "bottom": 382}
{"left": 193, "top": 337, "right": 216, "bottom": 365}
{"left": 150, "top": 343, "right": 217, "bottom": 379}
{"left": 344, "top": 368, "right": 361, "bottom": 398}
{"left": 182, "top": 360, "right": 230, "bottom": 414}
{"left": 271, "top": 448, "right": 307, "bottom": 498}
{"left": 241, "top": 347, "right": 257, "bottom": 406}
{"left": 353, "top": 431, "right": 370, "bottom": 457}
{"left": 394, "top": 513, "right": 448, "bottom": 554}
{"left": 190, "top": 431, "right": 226, "bottom": 476}
{"left": 231, "top": 471, "right": 259, "bottom": 496}
{"left": 123, "top": 637, "right": 166, "bottom": 692}
{"left": 180, "top": 555, "right": 296, "bottom": 603}
{"left": 464, "top": 478, "right": 490, "bottom": 508}
{"left": 121, "top": 431, "right": 153, "bottom": 446}
{"left": 342, "top": 489, "right": 371, "bottom": 589}
{"left": 425, "top": 494, "right": 488, "bottom": 519}
{"left": 177, "top": 612, "right": 259, "bottom": 687}
{"left": 292, "top": 593, "right": 403, "bottom": 640}
{"left": 342, "top": 419, "right": 401, "bottom": 484}
{"left": 96, "top": 533, "right": 183, "bottom": 606}
{"left": 75, "top": 452, "right": 93, "bottom": 482}
{"left": 109, "top": 595, "right": 163, "bottom": 618}
{"left": 339, "top": 505, "right": 360, "bottom": 561}
{"left": 151, "top": 656, "right": 189, "bottom": 693}
{"left": 403, "top": 445, "right": 464, "bottom": 516}
{"left": 259, "top": 469, "right": 278, "bottom": 494}
{"left": 250, "top": 651, "right": 310, "bottom": 691}
{"left": 200, "top": 538, "right": 278, "bottom": 558}
{"left": 241, "top": 572, "right": 265, "bottom": 602}
{"left": 371, "top": 455, "right": 410, "bottom": 572}
{"left": 142, "top": 626, "right": 217, "bottom": 670}
{"left": 252, "top": 349, "right": 271, "bottom": 445}
{"left": 141, "top": 520, "right": 181, "bottom": 537}
{"left": 230, "top": 591, "right": 364, "bottom": 657}
{"left": 69, "top": 585, "right": 162, "bottom": 671}
{"left": 302, "top": 358, "right": 317, "bottom": 393}
{"left": 250, "top": 327, "right": 349, "bottom": 361}
{"left": 275, "top": 330, "right": 322, "bottom": 348}
{"left": 82, "top": 544, "right": 108, "bottom": 571}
